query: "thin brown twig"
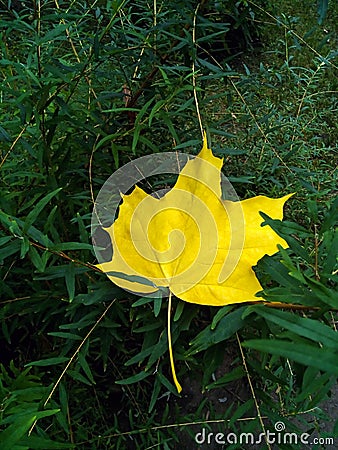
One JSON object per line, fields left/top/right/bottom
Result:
{"left": 28, "top": 300, "right": 116, "bottom": 435}
{"left": 75, "top": 398, "right": 320, "bottom": 445}
{"left": 0, "top": 125, "right": 28, "bottom": 170}
{"left": 236, "top": 332, "right": 272, "bottom": 450}
{"left": 192, "top": 3, "right": 204, "bottom": 138}
{"left": 128, "top": 0, "right": 209, "bottom": 109}
{"left": 247, "top": 0, "right": 338, "bottom": 70}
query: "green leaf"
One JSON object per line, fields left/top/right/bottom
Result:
{"left": 252, "top": 307, "right": 338, "bottom": 348}
{"left": 0, "top": 415, "right": 36, "bottom": 450}
{"left": 211, "top": 306, "right": 233, "bottom": 330}
{"left": 187, "top": 307, "right": 245, "bottom": 355}
{"left": 173, "top": 301, "right": 185, "bottom": 322}
{"left": 322, "top": 230, "right": 337, "bottom": 276}
{"left": 105, "top": 271, "right": 157, "bottom": 288}
{"left": 304, "top": 275, "right": 337, "bottom": 308}
{"left": 67, "top": 370, "right": 92, "bottom": 386}
{"left": 242, "top": 339, "right": 338, "bottom": 375}
{"left": 146, "top": 332, "right": 169, "bottom": 369}
{"left": 125, "top": 345, "right": 155, "bottom": 366}
{"left": 156, "top": 372, "right": 178, "bottom": 395}
{"left": 132, "top": 98, "right": 155, "bottom": 153}
{"left": 20, "top": 236, "right": 30, "bottom": 259}
{"left": 51, "top": 242, "right": 93, "bottom": 251}
{"left": 153, "top": 296, "right": 162, "bottom": 317}
{"left": 229, "top": 399, "right": 254, "bottom": 427}
{"left": 111, "top": 142, "right": 119, "bottom": 168}
{"left": 295, "top": 369, "right": 333, "bottom": 403}
{"left": 206, "top": 366, "right": 245, "bottom": 390}
{"left": 148, "top": 374, "right": 162, "bottom": 413}
{"left": 148, "top": 99, "right": 166, "bottom": 126}
{"left": 116, "top": 370, "right": 151, "bottom": 385}
{"left": 28, "top": 246, "right": 46, "bottom": 272}
{"left": 133, "top": 322, "right": 162, "bottom": 333}
{"left": 0, "top": 125, "right": 12, "bottom": 142}
{"left": 18, "top": 435, "right": 72, "bottom": 449}
{"left": 132, "top": 297, "right": 154, "bottom": 307}
{"left": 65, "top": 262, "right": 75, "bottom": 301}
{"left": 38, "top": 25, "right": 69, "bottom": 44}
{"left": 259, "top": 257, "right": 301, "bottom": 290}
{"left": 333, "top": 417, "right": 338, "bottom": 436}
{"left": 320, "top": 197, "right": 338, "bottom": 234}
{"left": 24, "top": 188, "right": 62, "bottom": 232}
{"left": 78, "top": 352, "right": 95, "bottom": 384}
{"left": 25, "top": 357, "right": 69, "bottom": 367}
{"left": 48, "top": 332, "right": 82, "bottom": 340}
{"left": 278, "top": 245, "right": 306, "bottom": 283}
{"left": 0, "top": 410, "right": 60, "bottom": 450}
{"left": 0, "top": 240, "right": 21, "bottom": 262}
{"left": 318, "top": 0, "right": 328, "bottom": 24}
{"left": 57, "top": 382, "right": 69, "bottom": 433}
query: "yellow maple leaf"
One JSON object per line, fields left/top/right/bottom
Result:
{"left": 97, "top": 134, "right": 292, "bottom": 392}
{"left": 98, "top": 136, "right": 292, "bottom": 305}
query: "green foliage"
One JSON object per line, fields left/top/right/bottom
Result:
{"left": 0, "top": 0, "right": 337, "bottom": 448}
{"left": 0, "top": 362, "right": 68, "bottom": 449}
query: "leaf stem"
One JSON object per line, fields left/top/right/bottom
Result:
{"left": 168, "top": 291, "right": 182, "bottom": 393}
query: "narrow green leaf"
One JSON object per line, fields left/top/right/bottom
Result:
{"left": 105, "top": 271, "right": 157, "bottom": 288}
{"left": 333, "top": 417, "right": 338, "bottom": 436}
{"left": 211, "top": 306, "right": 233, "bottom": 330}
{"left": 153, "top": 296, "right": 162, "bottom": 317}
{"left": 242, "top": 339, "right": 338, "bottom": 375}
{"left": 157, "top": 372, "right": 178, "bottom": 395}
{"left": 0, "top": 240, "right": 21, "bottom": 261}
{"left": 253, "top": 307, "right": 338, "bottom": 348}
{"left": 133, "top": 322, "right": 161, "bottom": 333}
{"left": 29, "top": 246, "right": 46, "bottom": 272}
{"left": 48, "top": 332, "right": 82, "bottom": 340}
{"left": 67, "top": 370, "right": 92, "bottom": 386}
{"left": 148, "top": 375, "right": 162, "bottom": 413}
{"left": 65, "top": 263, "right": 75, "bottom": 301}
{"left": 116, "top": 370, "right": 151, "bottom": 385}
{"left": 229, "top": 399, "right": 254, "bottom": 427}
{"left": 147, "top": 332, "right": 169, "bottom": 368}
{"left": 322, "top": 231, "right": 337, "bottom": 276}
{"left": 318, "top": 0, "right": 328, "bottom": 24}
{"left": 187, "top": 307, "right": 245, "bottom": 355}
{"left": 38, "top": 25, "right": 69, "bottom": 43}
{"left": 320, "top": 197, "right": 338, "bottom": 234}
{"left": 295, "top": 370, "right": 332, "bottom": 403}
{"left": 278, "top": 245, "right": 306, "bottom": 283}
{"left": 20, "top": 236, "right": 30, "bottom": 259}
{"left": 0, "top": 410, "right": 60, "bottom": 450}
{"left": 206, "top": 366, "right": 245, "bottom": 390}
{"left": 78, "top": 352, "right": 95, "bottom": 384}
{"left": 125, "top": 345, "right": 155, "bottom": 366}
{"left": 132, "top": 297, "right": 154, "bottom": 307}
{"left": 148, "top": 99, "right": 166, "bottom": 126}
{"left": 111, "top": 142, "right": 119, "bottom": 168}
{"left": 173, "top": 301, "right": 184, "bottom": 322}
{"left": 19, "top": 435, "right": 72, "bottom": 449}
{"left": 0, "top": 415, "right": 36, "bottom": 450}
{"left": 304, "top": 275, "right": 337, "bottom": 308}
{"left": 52, "top": 242, "right": 93, "bottom": 251}
{"left": 24, "top": 188, "right": 62, "bottom": 232}
{"left": 0, "top": 125, "right": 12, "bottom": 142}
{"left": 25, "top": 357, "right": 69, "bottom": 367}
